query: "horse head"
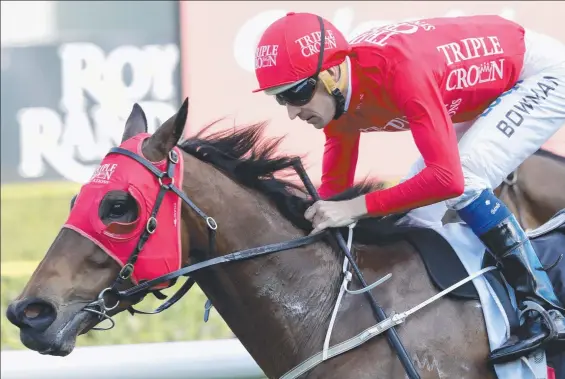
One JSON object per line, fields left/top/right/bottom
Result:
{"left": 5, "top": 99, "right": 201, "bottom": 355}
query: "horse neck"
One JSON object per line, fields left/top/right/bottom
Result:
{"left": 180, "top": 158, "right": 343, "bottom": 377}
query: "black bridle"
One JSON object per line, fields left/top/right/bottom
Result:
{"left": 83, "top": 145, "right": 420, "bottom": 379}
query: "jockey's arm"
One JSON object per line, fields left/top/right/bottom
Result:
{"left": 362, "top": 62, "right": 465, "bottom": 216}
{"left": 318, "top": 126, "right": 360, "bottom": 199}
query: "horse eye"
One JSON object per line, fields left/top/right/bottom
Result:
{"left": 109, "top": 202, "right": 128, "bottom": 218}
{"left": 98, "top": 190, "right": 138, "bottom": 224}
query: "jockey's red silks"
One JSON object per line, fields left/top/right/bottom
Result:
{"left": 63, "top": 133, "right": 184, "bottom": 288}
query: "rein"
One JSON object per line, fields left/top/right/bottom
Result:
{"left": 83, "top": 146, "right": 420, "bottom": 379}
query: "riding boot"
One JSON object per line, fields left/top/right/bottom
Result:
{"left": 457, "top": 189, "right": 565, "bottom": 365}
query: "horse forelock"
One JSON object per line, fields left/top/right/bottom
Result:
{"left": 178, "top": 119, "right": 409, "bottom": 245}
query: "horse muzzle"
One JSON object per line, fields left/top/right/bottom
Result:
{"left": 6, "top": 298, "right": 94, "bottom": 356}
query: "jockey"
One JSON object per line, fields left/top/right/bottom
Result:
{"left": 252, "top": 12, "right": 565, "bottom": 364}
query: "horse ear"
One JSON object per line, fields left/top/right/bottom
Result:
{"left": 122, "top": 103, "right": 148, "bottom": 143}
{"left": 142, "top": 97, "right": 189, "bottom": 161}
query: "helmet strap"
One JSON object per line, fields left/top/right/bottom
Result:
{"left": 319, "top": 61, "right": 347, "bottom": 120}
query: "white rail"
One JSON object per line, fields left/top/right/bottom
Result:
{"left": 1, "top": 339, "right": 267, "bottom": 379}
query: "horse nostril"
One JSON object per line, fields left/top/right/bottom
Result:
{"left": 6, "top": 298, "right": 57, "bottom": 332}
{"left": 24, "top": 303, "right": 44, "bottom": 319}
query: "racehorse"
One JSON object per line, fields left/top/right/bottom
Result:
{"left": 443, "top": 148, "right": 565, "bottom": 230}
{"left": 5, "top": 100, "right": 563, "bottom": 379}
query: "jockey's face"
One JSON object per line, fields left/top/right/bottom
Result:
{"left": 284, "top": 66, "right": 341, "bottom": 130}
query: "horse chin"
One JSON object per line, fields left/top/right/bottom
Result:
{"left": 20, "top": 310, "right": 94, "bottom": 357}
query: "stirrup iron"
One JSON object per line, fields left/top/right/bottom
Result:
{"left": 518, "top": 300, "right": 559, "bottom": 341}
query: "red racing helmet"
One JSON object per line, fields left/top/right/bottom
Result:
{"left": 252, "top": 12, "right": 351, "bottom": 95}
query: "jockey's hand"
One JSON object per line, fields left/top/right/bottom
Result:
{"left": 304, "top": 196, "right": 368, "bottom": 235}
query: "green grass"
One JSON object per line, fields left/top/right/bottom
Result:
{"left": 1, "top": 182, "right": 82, "bottom": 262}
{"left": 1, "top": 182, "right": 233, "bottom": 351}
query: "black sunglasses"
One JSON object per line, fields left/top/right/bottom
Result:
{"left": 275, "top": 77, "right": 319, "bottom": 106}
{"left": 275, "top": 16, "right": 325, "bottom": 107}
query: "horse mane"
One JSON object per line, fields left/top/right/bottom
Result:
{"left": 534, "top": 148, "right": 565, "bottom": 164}
{"left": 178, "top": 120, "right": 410, "bottom": 246}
